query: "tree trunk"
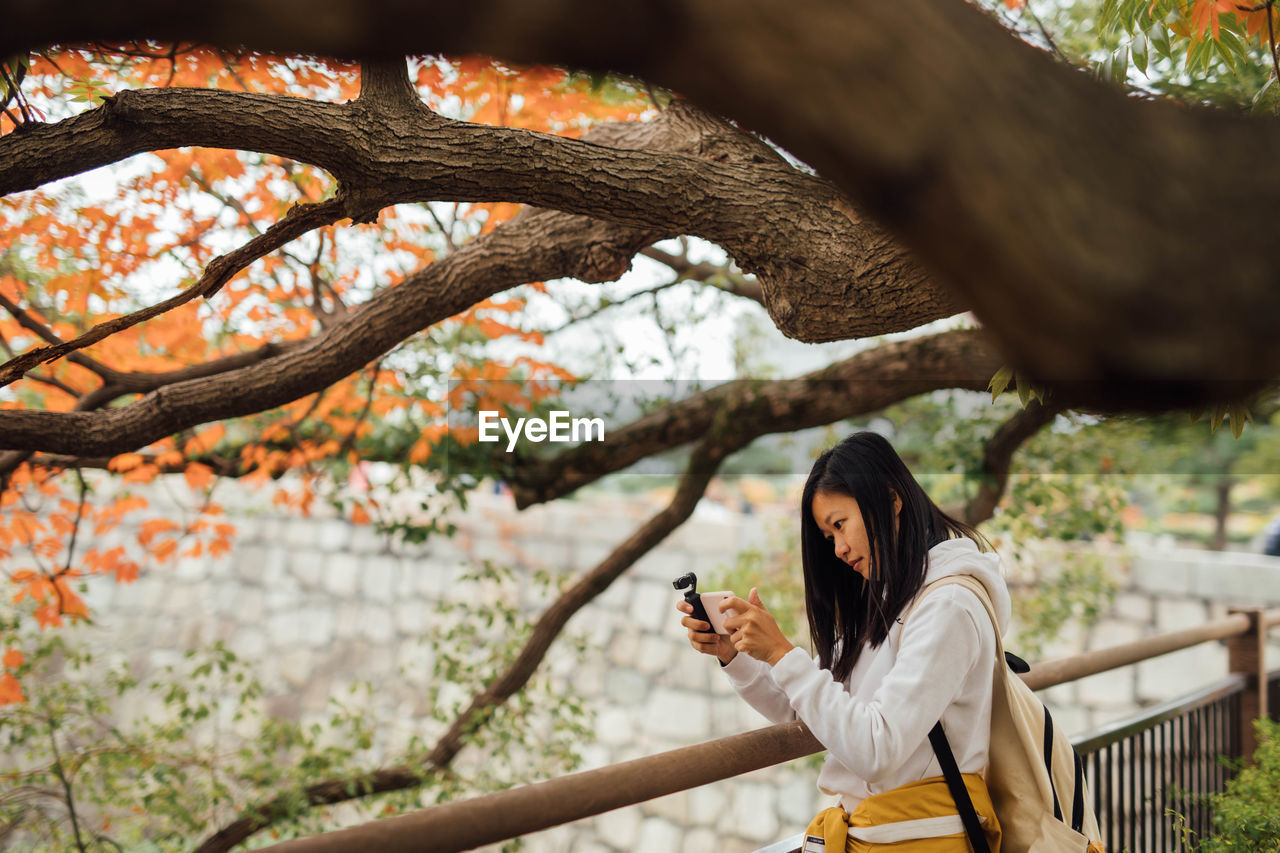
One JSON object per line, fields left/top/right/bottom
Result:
{"left": 1212, "top": 477, "right": 1234, "bottom": 552}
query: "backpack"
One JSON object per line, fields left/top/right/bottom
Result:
{"left": 901, "top": 575, "right": 1105, "bottom": 853}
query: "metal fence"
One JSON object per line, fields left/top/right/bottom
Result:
{"left": 1076, "top": 675, "right": 1244, "bottom": 853}
{"left": 1074, "top": 665, "right": 1280, "bottom": 853}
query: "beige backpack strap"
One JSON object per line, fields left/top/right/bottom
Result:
{"left": 896, "top": 575, "right": 1004, "bottom": 661}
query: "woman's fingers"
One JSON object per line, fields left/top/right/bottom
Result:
{"left": 677, "top": 599, "right": 726, "bottom": 656}
{"left": 680, "top": 611, "right": 720, "bottom": 648}
{"left": 688, "top": 627, "right": 719, "bottom": 642}
{"left": 680, "top": 613, "right": 712, "bottom": 632}
{"left": 720, "top": 595, "right": 754, "bottom": 632}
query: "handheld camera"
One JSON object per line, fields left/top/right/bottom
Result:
{"left": 673, "top": 572, "right": 737, "bottom": 635}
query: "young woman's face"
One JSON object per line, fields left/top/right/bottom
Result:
{"left": 811, "top": 491, "right": 874, "bottom": 580}
{"left": 811, "top": 489, "right": 903, "bottom": 581}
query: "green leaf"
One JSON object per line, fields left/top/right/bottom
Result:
{"left": 1150, "top": 20, "right": 1173, "bottom": 59}
{"left": 988, "top": 366, "right": 1014, "bottom": 402}
{"left": 1215, "top": 29, "right": 1244, "bottom": 73}
{"left": 1229, "top": 404, "right": 1252, "bottom": 439}
{"left": 1111, "top": 46, "right": 1130, "bottom": 85}
{"left": 1132, "top": 32, "right": 1150, "bottom": 76}
{"left": 1099, "top": 0, "right": 1123, "bottom": 33}
{"left": 1209, "top": 402, "right": 1228, "bottom": 434}
{"left": 1187, "top": 38, "right": 1213, "bottom": 74}
{"left": 1016, "top": 373, "right": 1033, "bottom": 407}
{"left": 1251, "top": 73, "right": 1277, "bottom": 109}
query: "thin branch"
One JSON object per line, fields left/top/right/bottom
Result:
{"left": 44, "top": 715, "right": 87, "bottom": 853}
{"left": 0, "top": 197, "right": 346, "bottom": 388}
{"left": 639, "top": 245, "right": 763, "bottom": 304}
{"left": 0, "top": 290, "right": 117, "bottom": 383}
{"left": 545, "top": 278, "right": 685, "bottom": 333}
{"left": 190, "top": 170, "right": 265, "bottom": 237}
{"left": 0, "top": 329, "right": 82, "bottom": 396}
{"left": 425, "top": 204, "right": 458, "bottom": 253}
{"left": 215, "top": 47, "right": 252, "bottom": 92}
{"left": 960, "top": 399, "right": 1061, "bottom": 526}
{"left": 1268, "top": 1, "right": 1280, "bottom": 86}
{"left": 0, "top": 60, "right": 33, "bottom": 124}
{"left": 62, "top": 468, "right": 88, "bottom": 573}
{"left": 338, "top": 361, "right": 382, "bottom": 454}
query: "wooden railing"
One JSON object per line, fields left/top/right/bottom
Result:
{"left": 263, "top": 606, "right": 1280, "bottom": 853}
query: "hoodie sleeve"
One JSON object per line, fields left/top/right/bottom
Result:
{"left": 766, "top": 586, "right": 989, "bottom": 782}
{"left": 721, "top": 651, "right": 798, "bottom": 724}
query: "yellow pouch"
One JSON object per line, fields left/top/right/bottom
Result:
{"left": 803, "top": 775, "right": 1001, "bottom": 853}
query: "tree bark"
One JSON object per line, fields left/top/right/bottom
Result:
{"left": 0, "top": 94, "right": 960, "bottom": 454}
{"left": 508, "top": 328, "right": 1003, "bottom": 507}
{"left": 0, "top": 84, "right": 954, "bottom": 343}
{"left": 6, "top": 0, "right": 1276, "bottom": 405}
{"left": 1212, "top": 476, "right": 1234, "bottom": 551}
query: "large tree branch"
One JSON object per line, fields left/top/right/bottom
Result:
{"left": 6, "top": 1, "right": 1278, "bottom": 405}
{"left": 508, "top": 327, "right": 1004, "bottom": 508}
{"left": 0, "top": 97, "right": 960, "bottom": 455}
{"left": 0, "top": 77, "right": 955, "bottom": 342}
{"left": 0, "top": 209, "right": 658, "bottom": 454}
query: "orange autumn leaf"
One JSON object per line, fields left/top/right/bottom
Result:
{"left": 53, "top": 577, "right": 90, "bottom": 620}
{"left": 409, "top": 435, "right": 434, "bottom": 464}
{"left": 139, "top": 517, "right": 180, "bottom": 545}
{"left": 155, "top": 449, "right": 184, "bottom": 467}
{"left": 34, "top": 602, "right": 62, "bottom": 628}
{"left": 108, "top": 453, "right": 146, "bottom": 472}
{"left": 150, "top": 539, "right": 179, "bottom": 562}
{"left": 1, "top": 51, "right": 608, "bottom": 647}
{"left": 184, "top": 462, "right": 216, "bottom": 491}
{"left": 122, "top": 463, "right": 160, "bottom": 484}
{"left": 114, "top": 559, "right": 141, "bottom": 584}
{"left": 185, "top": 423, "right": 226, "bottom": 455}
{"left": 12, "top": 570, "right": 53, "bottom": 605}
{"left": 0, "top": 672, "right": 24, "bottom": 705}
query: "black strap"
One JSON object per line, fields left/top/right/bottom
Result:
{"left": 1044, "top": 712, "right": 1064, "bottom": 822}
{"left": 1071, "top": 747, "right": 1086, "bottom": 833}
{"left": 928, "top": 722, "right": 992, "bottom": 853}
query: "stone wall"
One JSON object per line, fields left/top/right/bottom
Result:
{"left": 1025, "top": 542, "right": 1280, "bottom": 739}
{"left": 15, "top": 482, "right": 1280, "bottom": 852}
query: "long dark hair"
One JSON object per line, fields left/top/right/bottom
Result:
{"left": 801, "top": 431, "right": 988, "bottom": 682}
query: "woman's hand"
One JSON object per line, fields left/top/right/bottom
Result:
{"left": 676, "top": 600, "right": 738, "bottom": 665}
{"left": 722, "top": 588, "right": 795, "bottom": 666}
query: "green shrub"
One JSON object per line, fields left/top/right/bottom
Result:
{"left": 1193, "top": 717, "right": 1280, "bottom": 852}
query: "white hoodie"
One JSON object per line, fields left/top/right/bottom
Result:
{"left": 722, "top": 537, "right": 1011, "bottom": 811}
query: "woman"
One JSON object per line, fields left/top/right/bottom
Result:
{"left": 676, "top": 432, "right": 1009, "bottom": 852}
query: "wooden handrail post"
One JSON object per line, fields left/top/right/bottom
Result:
{"left": 1226, "top": 607, "right": 1267, "bottom": 761}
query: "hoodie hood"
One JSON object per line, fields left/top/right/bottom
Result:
{"left": 922, "top": 537, "right": 1012, "bottom": 637}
